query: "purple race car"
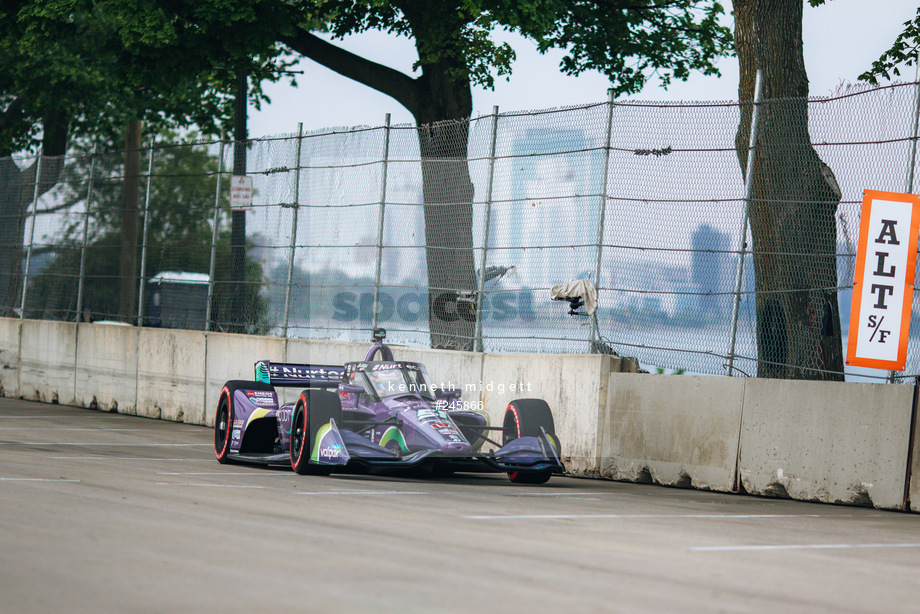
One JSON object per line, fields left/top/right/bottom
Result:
{"left": 214, "top": 329, "right": 563, "bottom": 483}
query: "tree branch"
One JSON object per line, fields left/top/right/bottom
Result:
{"left": 281, "top": 28, "right": 421, "bottom": 119}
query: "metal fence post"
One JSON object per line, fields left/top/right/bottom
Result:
{"left": 206, "top": 133, "right": 226, "bottom": 331}
{"left": 906, "top": 66, "right": 920, "bottom": 195}
{"left": 893, "top": 68, "right": 920, "bottom": 382}
{"left": 372, "top": 114, "right": 391, "bottom": 330}
{"left": 727, "top": 69, "right": 764, "bottom": 376}
{"left": 136, "top": 142, "right": 156, "bottom": 326}
{"left": 76, "top": 147, "right": 97, "bottom": 322}
{"left": 590, "top": 90, "right": 615, "bottom": 348}
{"left": 475, "top": 106, "right": 500, "bottom": 353}
{"left": 282, "top": 123, "right": 304, "bottom": 337}
{"left": 20, "top": 154, "right": 42, "bottom": 318}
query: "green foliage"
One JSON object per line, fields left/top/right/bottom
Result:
{"left": 854, "top": 5, "right": 920, "bottom": 84}
{"left": 27, "top": 229, "right": 270, "bottom": 333}
{"left": 300, "top": 0, "right": 734, "bottom": 96}
{"left": 809, "top": 0, "right": 920, "bottom": 85}
{"left": 542, "top": 1, "right": 734, "bottom": 94}
{"left": 1, "top": 0, "right": 300, "bottom": 153}
{"left": 24, "top": 141, "right": 269, "bottom": 332}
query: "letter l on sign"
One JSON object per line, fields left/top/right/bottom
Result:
{"left": 847, "top": 190, "right": 920, "bottom": 370}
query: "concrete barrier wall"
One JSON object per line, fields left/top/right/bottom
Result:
{"left": 480, "top": 352, "right": 612, "bottom": 475}
{"left": 908, "top": 393, "right": 920, "bottom": 512}
{"left": 0, "top": 318, "right": 20, "bottom": 396}
{"left": 599, "top": 373, "right": 745, "bottom": 492}
{"left": 203, "top": 332, "right": 287, "bottom": 427}
{"left": 3, "top": 317, "right": 920, "bottom": 511}
{"left": 137, "top": 328, "right": 207, "bottom": 423}
{"left": 738, "top": 379, "right": 913, "bottom": 510}
{"left": 75, "top": 323, "right": 137, "bottom": 413}
{"left": 19, "top": 320, "right": 77, "bottom": 404}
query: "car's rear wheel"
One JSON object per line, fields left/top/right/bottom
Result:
{"left": 214, "top": 392, "right": 233, "bottom": 464}
{"left": 215, "top": 380, "right": 275, "bottom": 464}
{"left": 291, "top": 390, "right": 342, "bottom": 475}
{"left": 502, "top": 398, "right": 558, "bottom": 484}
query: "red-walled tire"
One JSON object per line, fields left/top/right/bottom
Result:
{"left": 214, "top": 388, "right": 234, "bottom": 464}
{"left": 502, "top": 398, "right": 558, "bottom": 484}
{"left": 291, "top": 390, "right": 341, "bottom": 476}
{"left": 215, "top": 380, "right": 275, "bottom": 464}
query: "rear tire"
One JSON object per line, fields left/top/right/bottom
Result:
{"left": 502, "top": 398, "right": 558, "bottom": 484}
{"left": 214, "top": 393, "right": 233, "bottom": 464}
{"left": 215, "top": 380, "right": 276, "bottom": 464}
{"left": 291, "top": 390, "right": 342, "bottom": 475}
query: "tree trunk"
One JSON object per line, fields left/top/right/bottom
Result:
{"left": 118, "top": 119, "right": 143, "bottom": 324}
{"left": 414, "top": 61, "right": 477, "bottom": 351}
{"left": 280, "top": 21, "right": 481, "bottom": 350}
{"left": 733, "top": 0, "right": 844, "bottom": 380}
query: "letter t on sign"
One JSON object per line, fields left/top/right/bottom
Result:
{"left": 847, "top": 190, "right": 920, "bottom": 371}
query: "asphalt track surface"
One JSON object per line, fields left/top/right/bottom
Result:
{"left": 2, "top": 397, "right": 919, "bottom": 613}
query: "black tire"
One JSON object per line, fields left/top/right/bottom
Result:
{"left": 291, "top": 390, "right": 342, "bottom": 475}
{"left": 502, "top": 398, "right": 558, "bottom": 484}
{"left": 214, "top": 380, "right": 276, "bottom": 464}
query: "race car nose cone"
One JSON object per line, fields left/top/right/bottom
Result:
{"left": 444, "top": 441, "right": 471, "bottom": 454}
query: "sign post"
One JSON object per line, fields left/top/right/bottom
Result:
{"left": 846, "top": 190, "right": 920, "bottom": 371}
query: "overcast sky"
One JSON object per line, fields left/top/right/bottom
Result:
{"left": 249, "top": 1, "right": 920, "bottom": 137}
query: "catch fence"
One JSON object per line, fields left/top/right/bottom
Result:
{"left": 3, "top": 82, "right": 920, "bottom": 381}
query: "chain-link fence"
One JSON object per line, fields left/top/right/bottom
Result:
{"left": 4, "top": 82, "right": 920, "bottom": 381}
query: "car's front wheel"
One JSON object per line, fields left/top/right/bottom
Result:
{"left": 502, "top": 398, "right": 558, "bottom": 484}
{"left": 291, "top": 390, "right": 341, "bottom": 475}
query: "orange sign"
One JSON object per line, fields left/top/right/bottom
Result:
{"left": 846, "top": 190, "right": 920, "bottom": 370}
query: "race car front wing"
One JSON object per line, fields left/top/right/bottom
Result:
{"left": 312, "top": 419, "right": 564, "bottom": 476}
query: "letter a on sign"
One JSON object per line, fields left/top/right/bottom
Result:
{"left": 847, "top": 190, "right": 920, "bottom": 370}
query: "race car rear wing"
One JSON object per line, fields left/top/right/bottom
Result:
{"left": 254, "top": 361, "right": 345, "bottom": 389}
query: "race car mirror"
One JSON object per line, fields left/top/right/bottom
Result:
{"left": 339, "top": 384, "right": 364, "bottom": 410}
{"left": 436, "top": 388, "right": 462, "bottom": 400}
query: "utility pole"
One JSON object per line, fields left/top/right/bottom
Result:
{"left": 229, "top": 70, "right": 248, "bottom": 332}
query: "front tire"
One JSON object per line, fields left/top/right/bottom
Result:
{"left": 503, "top": 398, "right": 558, "bottom": 484}
{"left": 291, "top": 390, "right": 342, "bottom": 475}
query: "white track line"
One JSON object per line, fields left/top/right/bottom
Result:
{"left": 0, "top": 441, "right": 212, "bottom": 448}
{"left": 0, "top": 428, "right": 142, "bottom": 431}
{"left": 155, "top": 483, "right": 267, "bottom": 489}
{"left": 691, "top": 543, "right": 920, "bottom": 552}
{"left": 0, "top": 416, "right": 77, "bottom": 419}
{"left": 502, "top": 492, "right": 608, "bottom": 497}
{"left": 295, "top": 490, "right": 430, "bottom": 496}
{"left": 0, "top": 477, "right": 81, "bottom": 482}
{"left": 466, "top": 513, "right": 853, "bottom": 520}
{"left": 49, "top": 457, "right": 213, "bottom": 461}
{"left": 158, "top": 472, "right": 268, "bottom": 476}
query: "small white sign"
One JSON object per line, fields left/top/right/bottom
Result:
{"left": 229, "top": 175, "right": 253, "bottom": 211}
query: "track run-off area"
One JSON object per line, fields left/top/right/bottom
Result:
{"left": 1, "top": 397, "right": 918, "bottom": 613}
